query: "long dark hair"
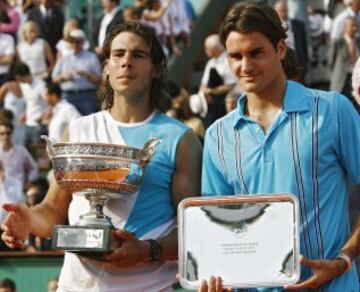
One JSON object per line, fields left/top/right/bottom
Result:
{"left": 98, "top": 21, "right": 167, "bottom": 111}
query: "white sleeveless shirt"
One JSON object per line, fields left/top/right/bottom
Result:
{"left": 17, "top": 38, "right": 47, "bottom": 78}
{"left": 58, "top": 111, "right": 177, "bottom": 292}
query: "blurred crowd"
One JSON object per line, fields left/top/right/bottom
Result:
{"left": 0, "top": 0, "right": 358, "bottom": 290}
{"left": 0, "top": 0, "right": 358, "bottom": 271}
{"left": 0, "top": 0, "right": 196, "bottom": 254}
{"left": 0, "top": 276, "right": 58, "bottom": 291}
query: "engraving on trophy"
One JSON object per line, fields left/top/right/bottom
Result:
{"left": 42, "top": 135, "right": 161, "bottom": 256}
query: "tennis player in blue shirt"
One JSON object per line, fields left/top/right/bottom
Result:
{"left": 200, "top": 2, "right": 360, "bottom": 291}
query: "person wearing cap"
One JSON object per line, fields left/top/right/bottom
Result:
{"left": 52, "top": 28, "right": 102, "bottom": 116}
{"left": 199, "top": 34, "right": 237, "bottom": 127}
{"left": 200, "top": 2, "right": 360, "bottom": 291}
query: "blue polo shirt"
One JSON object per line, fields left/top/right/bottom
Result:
{"left": 202, "top": 81, "right": 360, "bottom": 291}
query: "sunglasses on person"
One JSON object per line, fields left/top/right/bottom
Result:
{"left": 0, "top": 131, "right": 12, "bottom": 136}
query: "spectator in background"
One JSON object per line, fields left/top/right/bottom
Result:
{"left": 55, "top": 17, "right": 90, "bottom": 61}
{"left": 0, "top": 120, "right": 38, "bottom": 189}
{"left": 27, "top": 0, "right": 64, "bottom": 54}
{"left": 52, "top": 29, "right": 101, "bottom": 115}
{"left": 0, "top": 159, "right": 22, "bottom": 251}
{"left": 166, "top": 93, "right": 205, "bottom": 140}
{"left": 331, "top": 0, "right": 360, "bottom": 40}
{"left": 25, "top": 177, "right": 51, "bottom": 252}
{"left": 17, "top": 21, "right": 55, "bottom": 80}
{"left": 224, "top": 90, "right": 239, "bottom": 114}
{"left": 282, "top": 46, "right": 302, "bottom": 81}
{"left": 0, "top": 278, "right": 16, "bottom": 292}
{"left": 41, "top": 82, "right": 80, "bottom": 141}
{"left": 308, "top": 4, "right": 325, "bottom": 68}
{"left": 0, "top": 72, "right": 26, "bottom": 145}
{"left": 351, "top": 55, "right": 360, "bottom": 109}
{"left": 274, "top": 0, "right": 308, "bottom": 81}
{"left": 0, "top": 0, "right": 20, "bottom": 41}
{"left": 123, "top": 5, "right": 142, "bottom": 22}
{"left": 13, "top": 62, "right": 47, "bottom": 148}
{"left": 329, "top": 16, "right": 360, "bottom": 110}
{"left": 0, "top": 32, "right": 15, "bottom": 85}
{"left": 141, "top": 0, "right": 178, "bottom": 56}
{"left": 199, "top": 34, "right": 236, "bottom": 127}
{"left": 47, "top": 277, "right": 58, "bottom": 292}
{"left": 184, "top": 0, "right": 196, "bottom": 28}
{"left": 14, "top": 0, "right": 38, "bottom": 42}
{"left": 167, "top": 0, "right": 191, "bottom": 48}
{"left": 93, "top": 0, "right": 123, "bottom": 57}
{"left": 0, "top": 108, "right": 12, "bottom": 124}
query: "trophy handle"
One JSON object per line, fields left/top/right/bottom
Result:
{"left": 137, "top": 138, "right": 161, "bottom": 164}
{"left": 41, "top": 135, "right": 57, "bottom": 159}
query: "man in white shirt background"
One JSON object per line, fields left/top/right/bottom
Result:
{"left": 13, "top": 62, "right": 47, "bottom": 148}
{"left": 0, "top": 120, "right": 38, "bottom": 191}
{"left": 41, "top": 82, "right": 81, "bottom": 141}
{"left": 0, "top": 32, "right": 15, "bottom": 86}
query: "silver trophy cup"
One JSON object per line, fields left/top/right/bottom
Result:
{"left": 42, "top": 135, "right": 160, "bottom": 257}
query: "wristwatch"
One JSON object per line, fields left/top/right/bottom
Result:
{"left": 147, "top": 239, "right": 163, "bottom": 262}
{"left": 336, "top": 252, "right": 352, "bottom": 272}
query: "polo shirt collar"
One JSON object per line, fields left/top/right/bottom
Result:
{"left": 231, "top": 80, "right": 311, "bottom": 127}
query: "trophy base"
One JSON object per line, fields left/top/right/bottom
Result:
{"left": 52, "top": 225, "right": 115, "bottom": 260}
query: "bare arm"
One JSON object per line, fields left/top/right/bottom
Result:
{"left": 106, "top": 130, "right": 202, "bottom": 265}
{"left": 44, "top": 40, "right": 55, "bottom": 74}
{"left": 142, "top": 0, "right": 172, "bottom": 21}
{"left": 339, "top": 192, "right": 360, "bottom": 263}
{"left": 29, "top": 180, "right": 71, "bottom": 237}
{"left": 159, "top": 130, "right": 203, "bottom": 261}
{"left": 0, "top": 82, "right": 10, "bottom": 102}
{"left": 1, "top": 130, "right": 72, "bottom": 247}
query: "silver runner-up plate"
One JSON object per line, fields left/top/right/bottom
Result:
{"left": 178, "top": 194, "right": 300, "bottom": 289}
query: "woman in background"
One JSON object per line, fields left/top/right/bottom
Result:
{"left": 17, "top": 20, "right": 54, "bottom": 79}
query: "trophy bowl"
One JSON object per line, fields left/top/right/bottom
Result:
{"left": 42, "top": 135, "right": 161, "bottom": 255}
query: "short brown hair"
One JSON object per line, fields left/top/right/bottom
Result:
{"left": 99, "top": 21, "right": 167, "bottom": 111}
{"left": 220, "top": 2, "right": 287, "bottom": 49}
